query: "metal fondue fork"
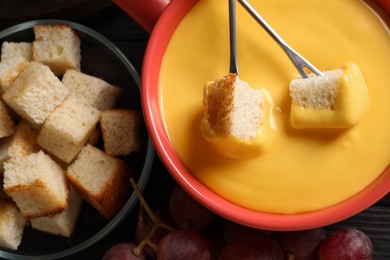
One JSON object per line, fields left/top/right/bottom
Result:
{"left": 237, "top": 0, "right": 323, "bottom": 78}
{"left": 229, "top": 0, "right": 240, "bottom": 76}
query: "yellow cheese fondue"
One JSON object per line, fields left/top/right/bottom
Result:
{"left": 159, "top": 0, "right": 390, "bottom": 214}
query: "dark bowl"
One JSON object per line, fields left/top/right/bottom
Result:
{"left": 0, "top": 19, "right": 154, "bottom": 259}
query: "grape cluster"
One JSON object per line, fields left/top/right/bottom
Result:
{"left": 102, "top": 180, "right": 373, "bottom": 260}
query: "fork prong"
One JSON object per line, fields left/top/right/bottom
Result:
{"left": 238, "top": 0, "right": 323, "bottom": 78}
{"left": 285, "top": 47, "right": 323, "bottom": 78}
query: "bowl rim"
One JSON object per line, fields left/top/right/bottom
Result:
{"left": 0, "top": 19, "right": 155, "bottom": 259}
{"left": 142, "top": 0, "right": 390, "bottom": 231}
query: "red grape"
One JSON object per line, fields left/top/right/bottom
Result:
{"left": 276, "top": 227, "right": 327, "bottom": 260}
{"left": 201, "top": 225, "right": 226, "bottom": 259}
{"left": 318, "top": 228, "right": 373, "bottom": 260}
{"left": 169, "top": 185, "right": 215, "bottom": 231}
{"left": 102, "top": 242, "right": 146, "bottom": 260}
{"left": 222, "top": 219, "right": 272, "bottom": 243}
{"left": 156, "top": 229, "right": 211, "bottom": 260}
{"left": 219, "top": 233, "right": 284, "bottom": 260}
{"left": 135, "top": 213, "right": 172, "bottom": 258}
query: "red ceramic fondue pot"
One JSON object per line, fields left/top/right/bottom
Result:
{"left": 114, "top": 0, "right": 390, "bottom": 230}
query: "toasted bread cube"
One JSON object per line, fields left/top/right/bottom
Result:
{"left": 0, "top": 100, "right": 16, "bottom": 138}
{"left": 202, "top": 73, "right": 264, "bottom": 140}
{"left": 37, "top": 96, "right": 101, "bottom": 163}
{"left": 32, "top": 25, "right": 81, "bottom": 76}
{"left": 0, "top": 199, "right": 26, "bottom": 250}
{"left": 0, "top": 42, "right": 32, "bottom": 93}
{"left": 66, "top": 145, "right": 131, "bottom": 219}
{"left": 289, "top": 63, "right": 369, "bottom": 129}
{"left": 201, "top": 73, "right": 273, "bottom": 159}
{"left": 2, "top": 61, "right": 69, "bottom": 126}
{"left": 100, "top": 109, "right": 141, "bottom": 157}
{"left": 31, "top": 185, "right": 82, "bottom": 237}
{"left": 62, "top": 69, "right": 124, "bottom": 111}
{"left": 1, "top": 42, "right": 32, "bottom": 63}
{"left": 0, "top": 57, "right": 29, "bottom": 94}
{"left": 0, "top": 121, "right": 40, "bottom": 173}
{"left": 3, "top": 151, "right": 68, "bottom": 219}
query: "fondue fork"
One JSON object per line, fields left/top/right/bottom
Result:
{"left": 229, "top": 0, "right": 239, "bottom": 76}
{"left": 237, "top": 0, "right": 323, "bottom": 78}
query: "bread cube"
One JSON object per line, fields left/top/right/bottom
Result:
{"left": 100, "top": 109, "right": 141, "bottom": 157}
{"left": 31, "top": 185, "right": 82, "bottom": 237}
{"left": 2, "top": 61, "right": 69, "bottom": 126}
{"left": 37, "top": 96, "right": 101, "bottom": 163}
{"left": 0, "top": 99, "right": 15, "bottom": 138}
{"left": 3, "top": 151, "right": 68, "bottom": 219}
{"left": 32, "top": 25, "right": 81, "bottom": 76}
{"left": 66, "top": 145, "right": 131, "bottom": 219}
{"left": 202, "top": 73, "right": 272, "bottom": 159}
{"left": 1, "top": 42, "right": 32, "bottom": 63}
{"left": 0, "top": 41, "right": 32, "bottom": 93}
{"left": 289, "top": 63, "right": 369, "bottom": 129}
{"left": 62, "top": 69, "right": 123, "bottom": 111}
{"left": 0, "top": 199, "right": 26, "bottom": 250}
{"left": 0, "top": 121, "right": 40, "bottom": 173}
{"left": 0, "top": 57, "right": 29, "bottom": 94}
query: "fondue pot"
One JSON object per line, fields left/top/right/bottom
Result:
{"left": 114, "top": 0, "right": 390, "bottom": 230}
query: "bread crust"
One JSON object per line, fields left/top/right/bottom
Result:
{"left": 203, "top": 73, "right": 236, "bottom": 137}
{"left": 4, "top": 179, "right": 68, "bottom": 219}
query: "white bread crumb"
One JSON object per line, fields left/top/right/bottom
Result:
{"left": 289, "top": 69, "right": 343, "bottom": 109}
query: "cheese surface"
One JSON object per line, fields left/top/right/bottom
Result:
{"left": 159, "top": 0, "right": 390, "bottom": 214}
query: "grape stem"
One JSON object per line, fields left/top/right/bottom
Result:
{"left": 129, "top": 178, "right": 175, "bottom": 256}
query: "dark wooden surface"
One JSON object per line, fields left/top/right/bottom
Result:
{"left": 1, "top": 2, "right": 390, "bottom": 259}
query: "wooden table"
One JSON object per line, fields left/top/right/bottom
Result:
{"left": 1, "top": 1, "right": 390, "bottom": 259}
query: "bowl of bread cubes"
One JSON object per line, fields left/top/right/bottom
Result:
{"left": 0, "top": 20, "right": 154, "bottom": 259}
